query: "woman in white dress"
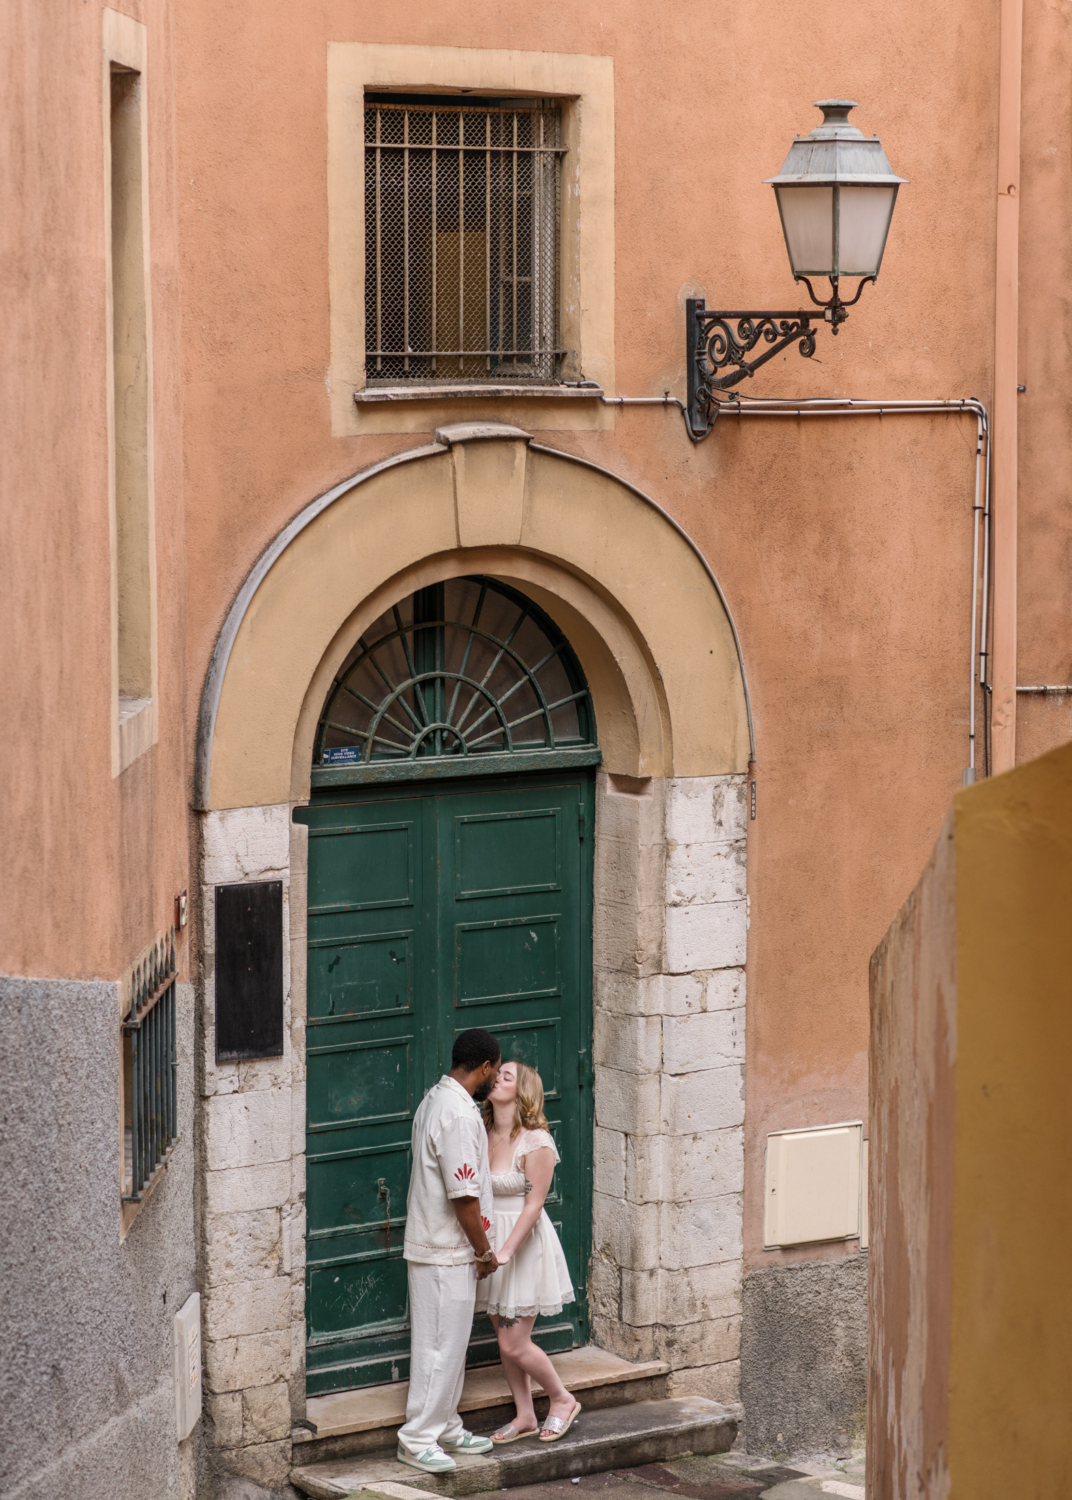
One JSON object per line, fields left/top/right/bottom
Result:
{"left": 477, "top": 1061, "right": 581, "bottom": 1443}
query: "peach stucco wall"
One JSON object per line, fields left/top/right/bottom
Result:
{"left": 8, "top": 0, "right": 1072, "bottom": 1286}
{"left": 1015, "top": 0, "right": 1072, "bottom": 762}
{"left": 171, "top": 0, "right": 1001, "bottom": 1272}
{"left": 869, "top": 811, "right": 956, "bottom": 1497}
{"left": 0, "top": 0, "right": 189, "bottom": 981}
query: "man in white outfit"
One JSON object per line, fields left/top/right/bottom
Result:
{"left": 397, "top": 1028, "right": 502, "bottom": 1474}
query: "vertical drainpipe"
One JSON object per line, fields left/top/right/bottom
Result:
{"left": 991, "top": 0, "right": 1023, "bottom": 772}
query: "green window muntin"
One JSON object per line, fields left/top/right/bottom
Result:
{"left": 314, "top": 578, "right": 598, "bottom": 787}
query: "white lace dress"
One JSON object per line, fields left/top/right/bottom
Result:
{"left": 475, "top": 1129, "right": 576, "bottom": 1321}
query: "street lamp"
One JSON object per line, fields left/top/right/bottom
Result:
{"left": 686, "top": 100, "right": 906, "bottom": 436}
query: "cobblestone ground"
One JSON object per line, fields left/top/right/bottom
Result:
{"left": 466, "top": 1450, "right": 867, "bottom": 1500}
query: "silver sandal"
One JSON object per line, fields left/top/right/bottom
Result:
{"left": 539, "top": 1400, "right": 582, "bottom": 1442}
{"left": 491, "top": 1422, "right": 539, "bottom": 1444}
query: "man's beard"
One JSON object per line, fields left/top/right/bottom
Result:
{"left": 473, "top": 1077, "right": 495, "bottom": 1103}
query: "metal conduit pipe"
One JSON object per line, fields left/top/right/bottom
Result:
{"left": 600, "top": 391, "right": 992, "bottom": 778}
{"left": 991, "top": 0, "right": 1024, "bottom": 773}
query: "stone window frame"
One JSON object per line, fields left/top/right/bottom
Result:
{"left": 327, "top": 43, "right": 615, "bottom": 436}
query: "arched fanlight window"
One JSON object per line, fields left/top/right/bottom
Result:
{"left": 313, "top": 578, "right": 598, "bottom": 784}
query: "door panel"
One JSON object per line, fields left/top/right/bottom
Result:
{"left": 307, "top": 821, "right": 416, "bottom": 913}
{"left": 308, "top": 931, "right": 413, "bottom": 1020}
{"left": 307, "top": 1254, "right": 410, "bottom": 1343}
{"left": 303, "top": 795, "right": 430, "bottom": 1392}
{"left": 453, "top": 808, "right": 561, "bottom": 898}
{"left": 438, "top": 784, "right": 584, "bottom": 1373}
{"left": 454, "top": 915, "right": 561, "bottom": 1004}
{"left": 301, "top": 773, "right": 593, "bottom": 1395}
{"left": 308, "top": 1034, "right": 414, "bottom": 1127}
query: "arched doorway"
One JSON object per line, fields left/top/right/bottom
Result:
{"left": 194, "top": 426, "right": 753, "bottom": 1467}
{"left": 297, "top": 578, "right": 598, "bottom": 1393}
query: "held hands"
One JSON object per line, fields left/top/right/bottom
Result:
{"left": 476, "top": 1244, "right": 512, "bottom": 1277}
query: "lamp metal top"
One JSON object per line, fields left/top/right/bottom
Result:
{"left": 766, "top": 99, "right": 908, "bottom": 187}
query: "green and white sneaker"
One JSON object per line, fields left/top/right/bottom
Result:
{"left": 396, "top": 1444, "right": 458, "bottom": 1473}
{"left": 441, "top": 1429, "right": 494, "bottom": 1455}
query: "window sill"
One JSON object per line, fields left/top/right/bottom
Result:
{"left": 120, "top": 1141, "right": 176, "bottom": 1237}
{"left": 119, "top": 694, "right": 151, "bottom": 725}
{"left": 355, "top": 381, "right": 604, "bottom": 404}
{"left": 117, "top": 695, "right": 155, "bottom": 774}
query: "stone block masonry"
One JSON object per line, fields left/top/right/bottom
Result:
{"left": 194, "top": 773, "right": 749, "bottom": 1489}
{"left": 198, "top": 804, "right": 304, "bottom": 1491}
{"left": 591, "top": 773, "right": 747, "bottom": 1408}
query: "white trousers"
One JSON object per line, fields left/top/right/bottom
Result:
{"left": 397, "top": 1261, "right": 476, "bottom": 1455}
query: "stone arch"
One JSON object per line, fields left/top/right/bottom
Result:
{"left": 195, "top": 424, "right": 753, "bottom": 811}
{"left": 195, "top": 426, "right": 755, "bottom": 1450}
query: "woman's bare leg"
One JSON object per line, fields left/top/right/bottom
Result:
{"left": 496, "top": 1316, "right": 575, "bottom": 1426}
{"left": 490, "top": 1314, "right": 537, "bottom": 1431}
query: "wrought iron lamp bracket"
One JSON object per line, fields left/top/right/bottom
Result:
{"left": 686, "top": 277, "right": 875, "bottom": 438}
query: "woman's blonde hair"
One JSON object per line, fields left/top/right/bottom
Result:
{"left": 484, "top": 1060, "right": 550, "bottom": 1137}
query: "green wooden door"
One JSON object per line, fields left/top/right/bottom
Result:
{"left": 299, "top": 771, "right": 594, "bottom": 1396}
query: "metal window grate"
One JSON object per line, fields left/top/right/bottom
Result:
{"left": 364, "top": 97, "right": 564, "bottom": 384}
{"left": 122, "top": 931, "right": 178, "bottom": 1202}
{"left": 316, "top": 577, "right": 596, "bottom": 770}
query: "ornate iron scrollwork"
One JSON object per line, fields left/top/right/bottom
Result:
{"left": 686, "top": 277, "right": 875, "bottom": 438}
{"left": 687, "top": 299, "right": 817, "bottom": 436}
{"left": 705, "top": 311, "right": 817, "bottom": 384}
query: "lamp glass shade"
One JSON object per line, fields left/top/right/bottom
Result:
{"left": 835, "top": 184, "right": 898, "bottom": 276}
{"left": 774, "top": 185, "right": 834, "bottom": 277}
{"left": 775, "top": 182, "right": 899, "bottom": 279}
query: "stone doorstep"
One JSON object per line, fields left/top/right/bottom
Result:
{"left": 290, "top": 1395, "right": 737, "bottom": 1500}
{"left": 759, "top": 1482, "right": 866, "bottom": 1499}
{"left": 299, "top": 1347, "right": 668, "bottom": 1455}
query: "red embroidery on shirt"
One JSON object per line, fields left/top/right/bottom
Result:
{"left": 481, "top": 1216, "right": 491, "bottom": 1232}
{"left": 454, "top": 1163, "right": 476, "bottom": 1182}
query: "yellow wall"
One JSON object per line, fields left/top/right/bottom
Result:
{"left": 949, "top": 740, "right": 1072, "bottom": 1495}
{"left": 870, "top": 740, "right": 1072, "bottom": 1498}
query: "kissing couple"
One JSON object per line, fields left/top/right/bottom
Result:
{"left": 396, "top": 1028, "right": 581, "bottom": 1473}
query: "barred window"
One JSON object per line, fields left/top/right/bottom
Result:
{"left": 364, "top": 95, "right": 564, "bottom": 384}
{"left": 122, "top": 930, "right": 178, "bottom": 1203}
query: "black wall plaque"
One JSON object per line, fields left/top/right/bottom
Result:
{"left": 215, "top": 881, "right": 284, "bottom": 1062}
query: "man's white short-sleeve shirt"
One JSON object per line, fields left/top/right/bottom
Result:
{"left": 404, "top": 1075, "right": 495, "bottom": 1265}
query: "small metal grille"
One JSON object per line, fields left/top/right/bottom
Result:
{"left": 122, "top": 931, "right": 178, "bottom": 1202}
{"left": 364, "top": 97, "right": 564, "bottom": 383}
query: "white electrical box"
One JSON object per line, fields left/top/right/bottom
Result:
{"left": 174, "top": 1291, "right": 203, "bottom": 1441}
{"left": 764, "top": 1121, "right": 862, "bottom": 1248}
